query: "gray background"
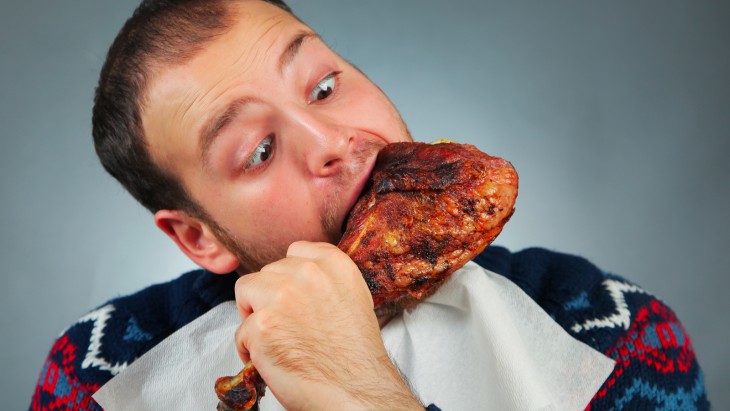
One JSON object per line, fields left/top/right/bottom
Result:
{"left": 1, "top": 0, "right": 727, "bottom": 409}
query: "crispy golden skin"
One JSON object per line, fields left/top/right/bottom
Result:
{"left": 215, "top": 141, "right": 518, "bottom": 410}
{"left": 339, "top": 141, "right": 518, "bottom": 315}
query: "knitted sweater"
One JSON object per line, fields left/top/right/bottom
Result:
{"left": 30, "top": 247, "right": 710, "bottom": 410}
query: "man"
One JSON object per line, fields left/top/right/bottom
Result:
{"left": 31, "top": 1, "right": 709, "bottom": 410}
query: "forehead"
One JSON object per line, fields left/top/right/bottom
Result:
{"left": 141, "top": 0, "right": 312, "bottom": 172}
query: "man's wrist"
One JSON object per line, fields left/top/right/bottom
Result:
{"left": 372, "top": 354, "right": 424, "bottom": 410}
{"left": 325, "top": 352, "right": 422, "bottom": 410}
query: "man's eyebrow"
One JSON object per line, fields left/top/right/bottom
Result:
{"left": 199, "top": 31, "right": 319, "bottom": 168}
{"left": 278, "top": 31, "right": 319, "bottom": 74}
{"left": 200, "top": 97, "right": 256, "bottom": 169}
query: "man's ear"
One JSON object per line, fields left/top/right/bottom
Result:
{"left": 154, "top": 209, "right": 240, "bottom": 274}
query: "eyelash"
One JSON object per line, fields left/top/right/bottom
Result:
{"left": 308, "top": 71, "right": 341, "bottom": 103}
{"left": 242, "top": 134, "right": 275, "bottom": 173}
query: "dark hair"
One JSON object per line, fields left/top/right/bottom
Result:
{"left": 92, "top": 0, "right": 292, "bottom": 218}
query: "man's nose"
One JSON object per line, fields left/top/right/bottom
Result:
{"left": 289, "top": 109, "right": 351, "bottom": 177}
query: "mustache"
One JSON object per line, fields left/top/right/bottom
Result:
{"left": 321, "top": 138, "right": 387, "bottom": 242}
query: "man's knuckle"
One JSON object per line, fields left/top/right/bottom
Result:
{"left": 287, "top": 240, "right": 307, "bottom": 254}
{"left": 250, "top": 310, "right": 272, "bottom": 334}
{"left": 268, "top": 285, "right": 291, "bottom": 306}
{"left": 298, "top": 260, "right": 320, "bottom": 276}
{"left": 234, "top": 279, "right": 253, "bottom": 306}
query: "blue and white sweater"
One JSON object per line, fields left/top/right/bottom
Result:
{"left": 30, "top": 246, "right": 710, "bottom": 410}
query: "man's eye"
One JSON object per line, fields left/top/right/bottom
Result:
{"left": 243, "top": 135, "right": 274, "bottom": 170}
{"left": 308, "top": 73, "right": 336, "bottom": 103}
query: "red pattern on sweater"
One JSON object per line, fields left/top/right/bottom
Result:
{"left": 31, "top": 335, "right": 101, "bottom": 411}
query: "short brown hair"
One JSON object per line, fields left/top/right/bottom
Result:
{"left": 92, "top": 0, "right": 292, "bottom": 217}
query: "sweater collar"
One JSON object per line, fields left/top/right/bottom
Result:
{"left": 192, "top": 269, "right": 238, "bottom": 309}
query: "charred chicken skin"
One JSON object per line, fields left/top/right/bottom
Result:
{"left": 215, "top": 362, "right": 265, "bottom": 411}
{"left": 216, "top": 141, "right": 519, "bottom": 410}
{"left": 340, "top": 141, "right": 518, "bottom": 315}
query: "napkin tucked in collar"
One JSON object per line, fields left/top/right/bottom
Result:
{"left": 93, "top": 262, "right": 614, "bottom": 411}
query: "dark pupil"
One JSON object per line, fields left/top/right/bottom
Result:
{"left": 317, "top": 86, "right": 332, "bottom": 100}
{"left": 260, "top": 144, "right": 272, "bottom": 162}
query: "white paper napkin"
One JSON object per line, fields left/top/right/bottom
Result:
{"left": 380, "top": 262, "right": 615, "bottom": 411}
{"left": 93, "top": 262, "right": 614, "bottom": 410}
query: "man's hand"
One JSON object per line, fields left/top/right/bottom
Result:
{"left": 234, "top": 241, "right": 423, "bottom": 410}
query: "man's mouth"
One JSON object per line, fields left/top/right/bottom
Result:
{"left": 340, "top": 176, "right": 373, "bottom": 235}
{"left": 339, "top": 149, "right": 382, "bottom": 236}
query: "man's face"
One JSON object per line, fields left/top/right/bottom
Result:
{"left": 142, "top": 1, "right": 412, "bottom": 271}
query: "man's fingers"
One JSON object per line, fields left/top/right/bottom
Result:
{"left": 234, "top": 322, "right": 251, "bottom": 365}
{"left": 286, "top": 240, "right": 339, "bottom": 259}
{"left": 234, "top": 242, "right": 370, "bottom": 371}
{"left": 259, "top": 256, "right": 311, "bottom": 275}
{"left": 235, "top": 263, "right": 312, "bottom": 319}
{"left": 234, "top": 271, "right": 286, "bottom": 318}
{"left": 286, "top": 241, "right": 359, "bottom": 278}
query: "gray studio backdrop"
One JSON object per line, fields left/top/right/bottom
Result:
{"left": 1, "top": 0, "right": 728, "bottom": 409}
